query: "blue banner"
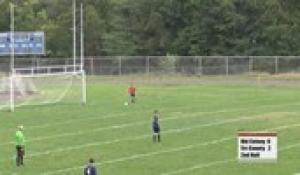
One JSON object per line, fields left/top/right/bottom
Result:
{"left": 0, "top": 32, "right": 45, "bottom": 56}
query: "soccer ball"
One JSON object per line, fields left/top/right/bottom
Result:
{"left": 124, "top": 102, "right": 129, "bottom": 106}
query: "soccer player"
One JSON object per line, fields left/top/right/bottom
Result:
{"left": 15, "top": 125, "right": 25, "bottom": 166}
{"left": 128, "top": 83, "right": 136, "bottom": 103}
{"left": 152, "top": 110, "right": 161, "bottom": 143}
{"left": 84, "top": 158, "right": 98, "bottom": 175}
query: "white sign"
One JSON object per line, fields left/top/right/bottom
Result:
{"left": 238, "top": 132, "right": 277, "bottom": 161}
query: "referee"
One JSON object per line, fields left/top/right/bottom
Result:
{"left": 15, "top": 125, "right": 25, "bottom": 166}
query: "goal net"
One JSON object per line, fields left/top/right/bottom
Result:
{"left": 0, "top": 65, "right": 86, "bottom": 111}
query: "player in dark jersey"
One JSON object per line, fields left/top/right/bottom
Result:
{"left": 83, "top": 158, "right": 97, "bottom": 175}
{"left": 152, "top": 110, "right": 161, "bottom": 143}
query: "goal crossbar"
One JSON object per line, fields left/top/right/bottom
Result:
{"left": 13, "top": 65, "right": 83, "bottom": 78}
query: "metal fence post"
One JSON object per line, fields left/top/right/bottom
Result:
{"left": 275, "top": 56, "right": 279, "bottom": 74}
{"left": 198, "top": 56, "right": 202, "bottom": 76}
{"left": 146, "top": 56, "right": 150, "bottom": 75}
{"left": 118, "top": 56, "right": 122, "bottom": 75}
{"left": 36, "top": 56, "right": 40, "bottom": 68}
{"left": 249, "top": 56, "right": 253, "bottom": 73}
{"left": 225, "top": 56, "right": 229, "bottom": 76}
{"left": 90, "top": 57, "right": 94, "bottom": 75}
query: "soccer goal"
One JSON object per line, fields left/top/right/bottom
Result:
{"left": 0, "top": 65, "right": 86, "bottom": 111}
{"left": 6, "top": 65, "right": 86, "bottom": 111}
{"left": 0, "top": 2, "right": 86, "bottom": 112}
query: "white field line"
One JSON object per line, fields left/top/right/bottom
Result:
{"left": 7, "top": 109, "right": 291, "bottom": 148}
{"left": 4, "top": 88, "right": 292, "bottom": 110}
{"left": 1, "top": 112, "right": 128, "bottom": 132}
{"left": 0, "top": 105, "right": 236, "bottom": 133}
{"left": 1, "top": 100, "right": 297, "bottom": 146}
{"left": 161, "top": 159, "right": 236, "bottom": 175}
{"left": 42, "top": 137, "right": 233, "bottom": 175}
{"left": 16, "top": 76, "right": 74, "bottom": 108}
{"left": 162, "top": 139, "right": 300, "bottom": 175}
{"left": 0, "top": 112, "right": 283, "bottom": 164}
{"left": 0, "top": 100, "right": 65, "bottom": 111}
{"left": 0, "top": 112, "right": 271, "bottom": 163}
{"left": 0, "top": 78, "right": 74, "bottom": 112}
{"left": 25, "top": 114, "right": 272, "bottom": 158}
{"left": 27, "top": 122, "right": 300, "bottom": 159}
{"left": 0, "top": 110, "right": 227, "bottom": 146}
{"left": 0, "top": 109, "right": 268, "bottom": 146}
{"left": 42, "top": 122, "right": 300, "bottom": 175}
{"left": 279, "top": 142, "right": 300, "bottom": 151}
{"left": 1, "top": 97, "right": 299, "bottom": 133}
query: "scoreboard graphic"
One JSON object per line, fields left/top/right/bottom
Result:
{"left": 0, "top": 31, "right": 45, "bottom": 55}
{"left": 238, "top": 132, "right": 277, "bottom": 162}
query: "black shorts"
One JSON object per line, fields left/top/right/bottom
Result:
{"left": 16, "top": 145, "right": 25, "bottom": 156}
{"left": 130, "top": 93, "right": 135, "bottom": 97}
{"left": 153, "top": 128, "right": 160, "bottom": 134}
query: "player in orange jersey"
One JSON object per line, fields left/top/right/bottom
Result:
{"left": 128, "top": 83, "right": 136, "bottom": 103}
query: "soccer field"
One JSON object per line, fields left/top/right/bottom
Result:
{"left": 1, "top": 76, "right": 300, "bottom": 175}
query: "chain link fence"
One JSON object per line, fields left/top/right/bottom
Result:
{"left": 1, "top": 56, "right": 300, "bottom": 76}
{"left": 86, "top": 56, "right": 300, "bottom": 75}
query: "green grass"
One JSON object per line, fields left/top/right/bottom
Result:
{"left": 1, "top": 76, "right": 300, "bottom": 175}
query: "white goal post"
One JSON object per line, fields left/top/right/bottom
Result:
{"left": 3, "top": 1, "right": 87, "bottom": 112}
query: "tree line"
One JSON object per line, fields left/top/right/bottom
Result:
{"left": 0, "top": 0, "right": 300, "bottom": 57}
